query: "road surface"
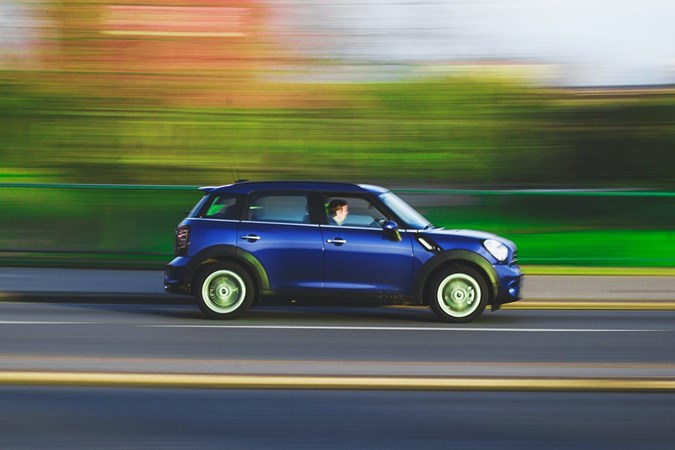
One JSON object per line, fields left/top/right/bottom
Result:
{"left": 1, "top": 267, "right": 674, "bottom": 448}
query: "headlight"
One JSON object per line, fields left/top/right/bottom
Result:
{"left": 484, "top": 239, "right": 508, "bottom": 262}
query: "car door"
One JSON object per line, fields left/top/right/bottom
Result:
{"left": 237, "top": 193, "right": 324, "bottom": 291}
{"left": 320, "top": 195, "right": 414, "bottom": 293}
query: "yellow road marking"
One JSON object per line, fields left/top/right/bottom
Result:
{"left": 503, "top": 302, "right": 675, "bottom": 310}
{"left": 2, "top": 372, "right": 675, "bottom": 391}
{"left": 521, "top": 266, "right": 675, "bottom": 276}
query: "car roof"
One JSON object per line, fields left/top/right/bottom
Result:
{"left": 202, "top": 181, "right": 389, "bottom": 195}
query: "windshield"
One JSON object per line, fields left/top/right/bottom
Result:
{"left": 379, "top": 192, "right": 433, "bottom": 230}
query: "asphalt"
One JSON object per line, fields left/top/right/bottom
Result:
{"left": 1, "top": 268, "right": 675, "bottom": 392}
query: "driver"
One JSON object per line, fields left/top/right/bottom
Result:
{"left": 327, "top": 199, "right": 349, "bottom": 226}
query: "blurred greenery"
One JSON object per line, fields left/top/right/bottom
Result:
{"left": 2, "top": 76, "right": 674, "bottom": 188}
{"left": 1, "top": 76, "right": 674, "bottom": 270}
{"left": 413, "top": 191, "right": 675, "bottom": 268}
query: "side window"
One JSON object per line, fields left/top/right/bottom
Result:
{"left": 202, "top": 195, "right": 240, "bottom": 220}
{"left": 248, "top": 195, "right": 309, "bottom": 224}
{"left": 324, "top": 196, "right": 387, "bottom": 228}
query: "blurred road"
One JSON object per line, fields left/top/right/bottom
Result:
{"left": 1, "top": 301, "right": 675, "bottom": 448}
{"left": 1, "top": 267, "right": 673, "bottom": 380}
{"left": 2, "top": 387, "right": 675, "bottom": 449}
{"left": 1, "top": 302, "right": 674, "bottom": 377}
{"left": 1, "top": 267, "right": 674, "bottom": 447}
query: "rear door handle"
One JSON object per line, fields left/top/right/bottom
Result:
{"left": 326, "top": 238, "right": 347, "bottom": 245}
{"left": 240, "top": 235, "right": 261, "bottom": 242}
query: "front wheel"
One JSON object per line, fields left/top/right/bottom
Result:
{"left": 195, "top": 263, "right": 254, "bottom": 319}
{"left": 428, "top": 266, "right": 488, "bottom": 323}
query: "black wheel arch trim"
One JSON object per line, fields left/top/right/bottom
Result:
{"left": 183, "top": 245, "right": 270, "bottom": 294}
{"left": 414, "top": 250, "right": 500, "bottom": 304}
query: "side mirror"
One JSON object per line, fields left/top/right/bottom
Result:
{"left": 382, "top": 220, "right": 402, "bottom": 242}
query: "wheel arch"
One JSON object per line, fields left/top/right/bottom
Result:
{"left": 185, "top": 245, "right": 269, "bottom": 305}
{"left": 415, "top": 251, "right": 499, "bottom": 306}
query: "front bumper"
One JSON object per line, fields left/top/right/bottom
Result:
{"left": 491, "top": 264, "right": 522, "bottom": 310}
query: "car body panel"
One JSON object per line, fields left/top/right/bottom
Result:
{"left": 320, "top": 225, "right": 414, "bottom": 292}
{"left": 237, "top": 221, "right": 324, "bottom": 290}
{"left": 185, "top": 218, "right": 238, "bottom": 256}
{"left": 164, "top": 181, "right": 523, "bottom": 315}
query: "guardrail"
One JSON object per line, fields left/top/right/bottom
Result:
{"left": 1, "top": 183, "right": 673, "bottom": 269}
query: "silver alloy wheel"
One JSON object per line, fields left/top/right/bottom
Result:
{"left": 436, "top": 273, "right": 482, "bottom": 318}
{"left": 201, "top": 269, "right": 247, "bottom": 314}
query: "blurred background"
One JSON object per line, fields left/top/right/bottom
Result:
{"left": 1, "top": 0, "right": 673, "bottom": 269}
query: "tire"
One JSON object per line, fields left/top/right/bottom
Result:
{"left": 427, "top": 266, "right": 488, "bottom": 323}
{"left": 194, "top": 263, "right": 254, "bottom": 319}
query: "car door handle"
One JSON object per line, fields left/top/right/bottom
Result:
{"left": 240, "top": 235, "right": 261, "bottom": 241}
{"left": 326, "top": 238, "right": 347, "bottom": 245}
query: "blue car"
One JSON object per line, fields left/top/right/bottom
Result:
{"left": 164, "top": 181, "right": 522, "bottom": 322}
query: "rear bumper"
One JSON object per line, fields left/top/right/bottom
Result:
{"left": 164, "top": 257, "right": 191, "bottom": 295}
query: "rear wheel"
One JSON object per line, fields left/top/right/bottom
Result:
{"left": 195, "top": 263, "right": 254, "bottom": 319}
{"left": 428, "top": 266, "right": 488, "bottom": 323}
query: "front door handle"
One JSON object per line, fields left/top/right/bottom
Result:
{"left": 326, "top": 238, "right": 347, "bottom": 246}
{"left": 240, "top": 235, "right": 261, "bottom": 242}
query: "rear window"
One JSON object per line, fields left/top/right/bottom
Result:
{"left": 201, "top": 195, "right": 240, "bottom": 220}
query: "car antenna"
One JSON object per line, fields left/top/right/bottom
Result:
{"left": 229, "top": 155, "right": 243, "bottom": 183}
